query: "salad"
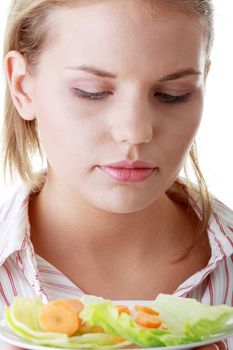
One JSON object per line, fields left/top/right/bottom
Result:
{"left": 2, "top": 293, "right": 233, "bottom": 348}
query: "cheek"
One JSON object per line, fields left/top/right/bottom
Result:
{"left": 161, "top": 102, "right": 203, "bottom": 161}
{"left": 175, "top": 115, "right": 201, "bottom": 148}
{"left": 33, "top": 89, "right": 99, "bottom": 166}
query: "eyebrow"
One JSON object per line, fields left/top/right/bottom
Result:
{"left": 158, "top": 68, "right": 202, "bottom": 82}
{"left": 64, "top": 65, "right": 202, "bottom": 82}
{"left": 64, "top": 65, "right": 117, "bottom": 79}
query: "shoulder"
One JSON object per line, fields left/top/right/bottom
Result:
{"left": 0, "top": 184, "right": 31, "bottom": 223}
{"left": 211, "top": 198, "right": 233, "bottom": 229}
{"left": 205, "top": 198, "right": 233, "bottom": 305}
{"left": 0, "top": 184, "right": 31, "bottom": 265}
{"left": 0, "top": 171, "right": 46, "bottom": 226}
{"left": 210, "top": 197, "right": 233, "bottom": 253}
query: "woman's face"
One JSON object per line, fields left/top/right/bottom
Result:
{"left": 27, "top": 0, "right": 209, "bottom": 213}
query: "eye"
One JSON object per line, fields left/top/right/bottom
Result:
{"left": 155, "top": 92, "right": 191, "bottom": 104}
{"left": 73, "top": 88, "right": 113, "bottom": 100}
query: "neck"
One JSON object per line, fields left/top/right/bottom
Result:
{"left": 29, "top": 175, "right": 196, "bottom": 264}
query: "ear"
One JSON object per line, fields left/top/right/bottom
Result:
{"left": 5, "top": 50, "right": 36, "bottom": 121}
{"left": 204, "top": 59, "right": 211, "bottom": 81}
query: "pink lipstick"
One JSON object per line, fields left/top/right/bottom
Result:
{"left": 98, "top": 160, "right": 156, "bottom": 183}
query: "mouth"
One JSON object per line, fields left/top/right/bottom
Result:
{"left": 98, "top": 166, "right": 158, "bottom": 183}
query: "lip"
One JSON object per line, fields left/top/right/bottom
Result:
{"left": 102, "top": 160, "right": 155, "bottom": 169}
{"left": 98, "top": 160, "right": 157, "bottom": 183}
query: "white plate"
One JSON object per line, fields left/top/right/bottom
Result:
{"left": 0, "top": 322, "right": 233, "bottom": 350}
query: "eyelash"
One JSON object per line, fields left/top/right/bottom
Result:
{"left": 74, "top": 88, "right": 112, "bottom": 100}
{"left": 155, "top": 92, "right": 191, "bottom": 104}
{"left": 73, "top": 88, "right": 191, "bottom": 104}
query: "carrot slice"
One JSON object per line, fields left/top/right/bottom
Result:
{"left": 134, "top": 305, "right": 160, "bottom": 316}
{"left": 135, "top": 311, "right": 163, "bottom": 328}
{"left": 117, "top": 305, "right": 130, "bottom": 315}
{"left": 114, "top": 336, "right": 127, "bottom": 343}
{"left": 39, "top": 299, "right": 84, "bottom": 336}
{"left": 78, "top": 325, "right": 105, "bottom": 334}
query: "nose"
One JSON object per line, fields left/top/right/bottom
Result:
{"left": 110, "top": 94, "right": 154, "bottom": 145}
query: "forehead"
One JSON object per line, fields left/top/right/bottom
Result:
{"left": 41, "top": 0, "right": 206, "bottom": 79}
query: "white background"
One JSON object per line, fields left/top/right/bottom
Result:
{"left": 0, "top": 1, "right": 233, "bottom": 208}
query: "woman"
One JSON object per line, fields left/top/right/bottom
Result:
{"left": 0, "top": 0, "right": 231, "bottom": 349}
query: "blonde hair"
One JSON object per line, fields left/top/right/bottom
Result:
{"left": 1, "top": 0, "right": 214, "bottom": 238}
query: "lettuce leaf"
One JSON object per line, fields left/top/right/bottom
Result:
{"left": 152, "top": 294, "right": 233, "bottom": 342}
{"left": 4, "top": 297, "right": 131, "bottom": 348}
{"left": 80, "top": 294, "right": 233, "bottom": 347}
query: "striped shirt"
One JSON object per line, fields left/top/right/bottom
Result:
{"left": 1, "top": 179, "right": 233, "bottom": 348}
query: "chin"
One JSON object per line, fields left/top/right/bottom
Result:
{"left": 93, "top": 195, "right": 158, "bottom": 214}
